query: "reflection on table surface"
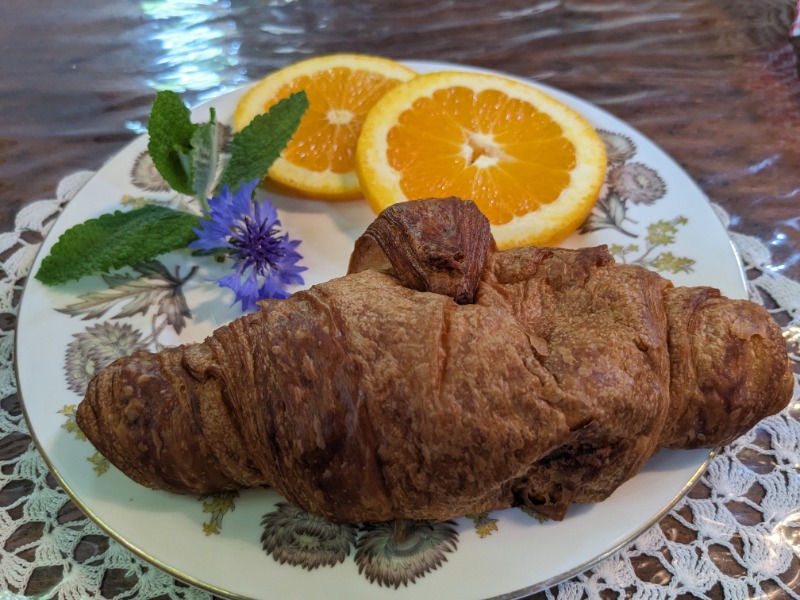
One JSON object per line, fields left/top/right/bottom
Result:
{"left": 0, "top": 1, "right": 799, "bottom": 598}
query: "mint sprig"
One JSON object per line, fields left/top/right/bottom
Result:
{"left": 146, "top": 90, "right": 308, "bottom": 203}
{"left": 36, "top": 88, "right": 308, "bottom": 287}
{"left": 35, "top": 205, "right": 199, "bottom": 286}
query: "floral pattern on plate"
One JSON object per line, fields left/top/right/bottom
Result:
{"left": 584, "top": 130, "right": 694, "bottom": 275}
{"left": 51, "top": 125, "right": 699, "bottom": 589}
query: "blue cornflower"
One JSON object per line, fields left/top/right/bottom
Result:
{"left": 190, "top": 180, "right": 306, "bottom": 311}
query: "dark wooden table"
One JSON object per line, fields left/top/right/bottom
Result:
{"left": 2, "top": 1, "right": 799, "bottom": 598}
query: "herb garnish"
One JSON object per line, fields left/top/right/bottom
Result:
{"left": 36, "top": 205, "right": 199, "bottom": 286}
{"left": 35, "top": 89, "right": 309, "bottom": 299}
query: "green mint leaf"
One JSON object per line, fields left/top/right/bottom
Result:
{"left": 147, "top": 91, "right": 198, "bottom": 195}
{"left": 35, "top": 205, "right": 200, "bottom": 286}
{"left": 219, "top": 91, "right": 309, "bottom": 192}
{"left": 191, "top": 121, "right": 221, "bottom": 206}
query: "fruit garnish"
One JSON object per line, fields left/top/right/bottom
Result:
{"left": 234, "top": 54, "right": 417, "bottom": 200}
{"left": 356, "top": 70, "right": 607, "bottom": 248}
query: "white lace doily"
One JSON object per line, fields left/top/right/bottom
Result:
{"left": 1, "top": 172, "right": 798, "bottom": 599}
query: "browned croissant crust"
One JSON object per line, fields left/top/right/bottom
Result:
{"left": 76, "top": 197, "right": 794, "bottom": 523}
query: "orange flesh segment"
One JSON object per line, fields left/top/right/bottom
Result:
{"left": 386, "top": 87, "right": 577, "bottom": 225}
{"left": 266, "top": 68, "right": 406, "bottom": 174}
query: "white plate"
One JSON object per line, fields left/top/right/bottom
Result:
{"left": 16, "top": 60, "right": 745, "bottom": 600}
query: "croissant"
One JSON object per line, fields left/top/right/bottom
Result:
{"left": 76, "top": 197, "right": 794, "bottom": 523}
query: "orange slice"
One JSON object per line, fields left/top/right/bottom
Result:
{"left": 233, "top": 54, "right": 417, "bottom": 200}
{"left": 356, "top": 71, "right": 608, "bottom": 248}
